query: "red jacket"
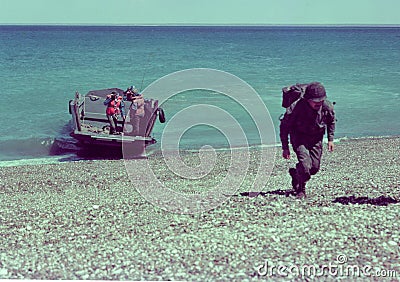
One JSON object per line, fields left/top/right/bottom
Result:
{"left": 104, "top": 97, "right": 125, "bottom": 116}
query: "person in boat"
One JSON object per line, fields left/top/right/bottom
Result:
{"left": 103, "top": 91, "right": 126, "bottom": 135}
{"left": 124, "top": 85, "right": 135, "bottom": 101}
{"left": 128, "top": 88, "right": 145, "bottom": 136}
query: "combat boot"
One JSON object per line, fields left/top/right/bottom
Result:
{"left": 295, "top": 182, "right": 307, "bottom": 199}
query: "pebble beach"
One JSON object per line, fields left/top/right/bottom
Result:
{"left": 0, "top": 136, "right": 399, "bottom": 280}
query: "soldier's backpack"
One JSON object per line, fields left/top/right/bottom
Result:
{"left": 281, "top": 83, "right": 308, "bottom": 108}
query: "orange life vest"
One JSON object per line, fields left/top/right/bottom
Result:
{"left": 106, "top": 99, "right": 121, "bottom": 115}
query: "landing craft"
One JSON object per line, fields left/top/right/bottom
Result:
{"left": 68, "top": 87, "right": 165, "bottom": 158}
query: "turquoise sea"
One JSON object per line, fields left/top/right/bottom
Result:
{"left": 0, "top": 25, "right": 399, "bottom": 164}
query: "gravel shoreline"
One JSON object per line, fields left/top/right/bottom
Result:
{"left": 0, "top": 136, "right": 399, "bottom": 280}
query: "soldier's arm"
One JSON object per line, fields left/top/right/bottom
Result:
{"left": 326, "top": 104, "right": 336, "bottom": 142}
{"left": 279, "top": 111, "right": 292, "bottom": 151}
{"left": 280, "top": 100, "right": 299, "bottom": 151}
{"left": 323, "top": 102, "right": 335, "bottom": 152}
{"left": 103, "top": 97, "right": 112, "bottom": 105}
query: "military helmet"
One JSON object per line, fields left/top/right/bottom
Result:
{"left": 304, "top": 82, "right": 326, "bottom": 102}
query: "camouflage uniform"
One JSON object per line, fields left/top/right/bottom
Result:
{"left": 129, "top": 93, "right": 145, "bottom": 136}
{"left": 280, "top": 96, "right": 335, "bottom": 194}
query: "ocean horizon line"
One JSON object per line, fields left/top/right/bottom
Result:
{"left": 1, "top": 23, "right": 399, "bottom": 28}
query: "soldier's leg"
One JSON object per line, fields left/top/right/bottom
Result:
{"left": 294, "top": 144, "right": 312, "bottom": 184}
{"left": 309, "top": 141, "right": 323, "bottom": 176}
{"left": 113, "top": 116, "right": 120, "bottom": 133}
{"left": 107, "top": 115, "right": 116, "bottom": 134}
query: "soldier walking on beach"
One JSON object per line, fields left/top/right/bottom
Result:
{"left": 280, "top": 82, "right": 336, "bottom": 199}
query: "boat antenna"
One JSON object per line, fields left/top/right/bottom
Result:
{"left": 139, "top": 52, "right": 153, "bottom": 92}
{"left": 139, "top": 72, "right": 146, "bottom": 93}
